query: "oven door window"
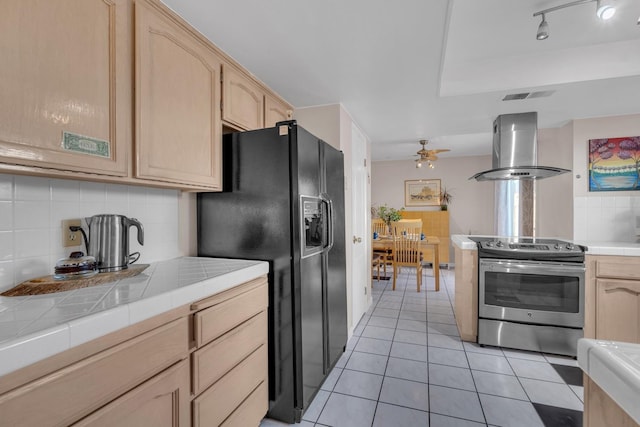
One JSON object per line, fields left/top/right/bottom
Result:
{"left": 484, "top": 271, "right": 579, "bottom": 313}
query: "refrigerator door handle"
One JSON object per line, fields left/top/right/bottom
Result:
{"left": 321, "top": 194, "right": 334, "bottom": 252}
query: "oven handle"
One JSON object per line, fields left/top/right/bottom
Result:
{"left": 480, "top": 259, "right": 585, "bottom": 275}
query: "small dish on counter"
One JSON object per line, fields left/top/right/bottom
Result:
{"left": 54, "top": 251, "right": 98, "bottom": 280}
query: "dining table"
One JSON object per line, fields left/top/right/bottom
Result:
{"left": 372, "top": 235, "right": 441, "bottom": 291}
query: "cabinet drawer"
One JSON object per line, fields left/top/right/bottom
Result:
{"left": 73, "top": 359, "right": 191, "bottom": 427}
{"left": 193, "top": 282, "right": 268, "bottom": 347}
{"left": 192, "top": 345, "right": 267, "bottom": 427}
{"left": 596, "top": 258, "right": 640, "bottom": 280}
{"left": 192, "top": 310, "right": 267, "bottom": 395}
{"left": 0, "top": 317, "right": 188, "bottom": 427}
{"left": 221, "top": 380, "right": 268, "bottom": 427}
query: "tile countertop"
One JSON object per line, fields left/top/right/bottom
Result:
{"left": 451, "top": 234, "right": 640, "bottom": 256}
{"left": 578, "top": 338, "right": 640, "bottom": 424}
{"left": 0, "top": 256, "right": 269, "bottom": 377}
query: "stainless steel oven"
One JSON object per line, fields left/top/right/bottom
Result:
{"left": 474, "top": 237, "right": 586, "bottom": 357}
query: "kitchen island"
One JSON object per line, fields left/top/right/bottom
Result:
{"left": 578, "top": 338, "right": 640, "bottom": 427}
{"left": 0, "top": 256, "right": 269, "bottom": 426}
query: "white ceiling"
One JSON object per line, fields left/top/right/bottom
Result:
{"left": 160, "top": 0, "right": 640, "bottom": 161}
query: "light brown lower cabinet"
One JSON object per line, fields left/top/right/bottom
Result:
{"left": 73, "top": 359, "right": 191, "bottom": 427}
{"left": 454, "top": 246, "right": 478, "bottom": 342}
{"left": 0, "top": 274, "right": 269, "bottom": 427}
{"left": 585, "top": 255, "right": 640, "bottom": 343}
{"left": 584, "top": 374, "right": 639, "bottom": 427}
{"left": 0, "top": 317, "right": 189, "bottom": 427}
{"left": 190, "top": 276, "right": 269, "bottom": 427}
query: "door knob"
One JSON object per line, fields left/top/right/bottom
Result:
{"left": 353, "top": 236, "right": 362, "bottom": 243}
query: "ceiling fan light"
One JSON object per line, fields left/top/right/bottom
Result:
{"left": 416, "top": 160, "right": 422, "bottom": 168}
{"left": 537, "top": 14, "right": 549, "bottom": 40}
{"left": 596, "top": 0, "right": 616, "bottom": 20}
{"left": 428, "top": 162, "right": 434, "bottom": 169}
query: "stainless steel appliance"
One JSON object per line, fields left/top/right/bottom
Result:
{"left": 470, "top": 112, "right": 571, "bottom": 181}
{"left": 85, "top": 214, "right": 144, "bottom": 272}
{"left": 197, "top": 121, "right": 347, "bottom": 424}
{"left": 470, "top": 112, "right": 573, "bottom": 236}
{"left": 474, "top": 237, "right": 585, "bottom": 356}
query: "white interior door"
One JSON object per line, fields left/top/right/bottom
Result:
{"left": 350, "top": 123, "right": 369, "bottom": 326}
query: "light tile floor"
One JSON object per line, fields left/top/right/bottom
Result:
{"left": 261, "top": 267, "right": 583, "bottom": 427}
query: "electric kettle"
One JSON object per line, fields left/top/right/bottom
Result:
{"left": 84, "top": 214, "right": 144, "bottom": 272}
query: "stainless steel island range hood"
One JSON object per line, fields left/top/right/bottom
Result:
{"left": 470, "top": 112, "right": 570, "bottom": 181}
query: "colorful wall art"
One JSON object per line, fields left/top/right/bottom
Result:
{"left": 589, "top": 136, "right": 640, "bottom": 192}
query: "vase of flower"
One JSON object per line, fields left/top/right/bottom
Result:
{"left": 375, "top": 204, "right": 404, "bottom": 233}
{"left": 440, "top": 188, "right": 453, "bottom": 211}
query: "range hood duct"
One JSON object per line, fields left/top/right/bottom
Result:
{"left": 470, "top": 112, "right": 570, "bottom": 181}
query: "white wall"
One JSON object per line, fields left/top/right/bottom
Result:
{"left": 0, "top": 174, "right": 190, "bottom": 292}
{"left": 371, "top": 155, "right": 495, "bottom": 236}
{"left": 537, "top": 125, "right": 574, "bottom": 239}
{"left": 572, "top": 114, "right": 640, "bottom": 242}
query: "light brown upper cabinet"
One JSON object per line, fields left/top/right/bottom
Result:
{"left": 222, "top": 65, "right": 265, "bottom": 131}
{"left": 264, "top": 94, "right": 293, "bottom": 128}
{"left": 135, "top": 0, "right": 222, "bottom": 190}
{"left": 0, "top": 0, "right": 131, "bottom": 177}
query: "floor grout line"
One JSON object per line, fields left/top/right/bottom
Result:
{"left": 263, "top": 267, "right": 585, "bottom": 427}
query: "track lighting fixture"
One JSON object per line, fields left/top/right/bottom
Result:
{"left": 537, "top": 13, "right": 549, "bottom": 40}
{"left": 596, "top": 0, "right": 616, "bottom": 19}
{"left": 533, "top": 0, "right": 618, "bottom": 40}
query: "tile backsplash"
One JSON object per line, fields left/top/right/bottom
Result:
{"left": 0, "top": 174, "right": 183, "bottom": 292}
{"left": 574, "top": 195, "right": 640, "bottom": 243}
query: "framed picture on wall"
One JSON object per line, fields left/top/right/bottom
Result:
{"left": 589, "top": 136, "right": 640, "bottom": 192}
{"left": 404, "top": 179, "right": 440, "bottom": 207}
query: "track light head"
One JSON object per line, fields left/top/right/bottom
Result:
{"left": 537, "top": 14, "right": 549, "bottom": 40}
{"left": 534, "top": 0, "right": 622, "bottom": 40}
{"left": 596, "top": 0, "right": 616, "bottom": 20}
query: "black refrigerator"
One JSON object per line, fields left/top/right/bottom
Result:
{"left": 197, "top": 121, "right": 347, "bottom": 423}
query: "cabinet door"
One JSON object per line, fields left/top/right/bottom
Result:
{"left": 264, "top": 94, "right": 291, "bottom": 128}
{"left": 73, "top": 360, "right": 190, "bottom": 427}
{"left": 222, "top": 65, "right": 265, "bottom": 130}
{"left": 0, "top": 0, "right": 130, "bottom": 176}
{"left": 135, "top": 0, "right": 222, "bottom": 189}
{"left": 596, "top": 278, "right": 640, "bottom": 343}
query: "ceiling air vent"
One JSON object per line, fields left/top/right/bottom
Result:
{"left": 503, "top": 93, "right": 529, "bottom": 101}
{"left": 527, "top": 90, "right": 555, "bottom": 98}
{"left": 502, "top": 90, "right": 555, "bottom": 101}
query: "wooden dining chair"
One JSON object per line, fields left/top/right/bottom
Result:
{"left": 391, "top": 219, "right": 423, "bottom": 292}
{"left": 372, "top": 252, "right": 382, "bottom": 282}
{"left": 372, "top": 218, "right": 392, "bottom": 279}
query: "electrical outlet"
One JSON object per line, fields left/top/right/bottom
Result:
{"left": 62, "top": 219, "right": 82, "bottom": 248}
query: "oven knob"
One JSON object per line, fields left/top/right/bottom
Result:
{"left": 554, "top": 243, "right": 561, "bottom": 250}
{"left": 566, "top": 243, "right": 574, "bottom": 250}
{"left": 486, "top": 242, "right": 494, "bottom": 247}
{"left": 496, "top": 241, "right": 504, "bottom": 247}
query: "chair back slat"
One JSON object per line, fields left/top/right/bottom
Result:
{"left": 372, "top": 218, "right": 387, "bottom": 236}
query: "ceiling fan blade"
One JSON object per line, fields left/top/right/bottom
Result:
{"left": 431, "top": 149, "right": 451, "bottom": 154}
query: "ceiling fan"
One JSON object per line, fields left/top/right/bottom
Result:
{"left": 414, "top": 139, "right": 450, "bottom": 168}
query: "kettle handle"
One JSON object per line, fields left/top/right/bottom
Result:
{"left": 126, "top": 217, "right": 144, "bottom": 246}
